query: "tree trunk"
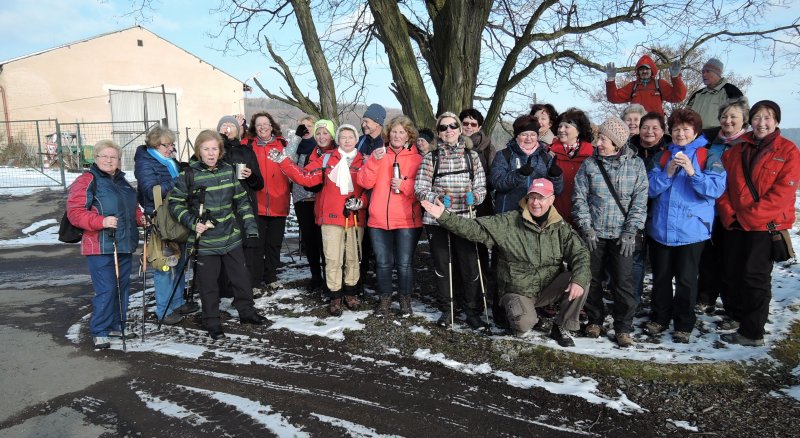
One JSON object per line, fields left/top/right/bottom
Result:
{"left": 291, "top": 0, "right": 338, "bottom": 123}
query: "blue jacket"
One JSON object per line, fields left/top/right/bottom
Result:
{"left": 490, "top": 140, "right": 563, "bottom": 213}
{"left": 357, "top": 134, "right": 384, "bottom": 156}
{"left": 646, "top": 135, "right": 726, "bottom": 246}
{"left": 134, "top": 145, "right": 180, "bottom": 216}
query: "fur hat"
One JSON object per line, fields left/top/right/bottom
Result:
{"left": 599, "top": 117, "right": 630, "bottom": 148}
{"left": 703, "top": 58, "right": 724, "bottom": 77}
{"left": 216, "top": 115, "right": 239, "bottom": 136}
{"left": 749, "top": 100, "right": 781, "bottom": 124}
{"left": 513, "top": 116, "right": 540, "bottom": 137}
{"left": 314, "top": 119, "right": 336, "bottom": 137}
{"left": 363, "top": 103, "right": 386, "bottom": 126}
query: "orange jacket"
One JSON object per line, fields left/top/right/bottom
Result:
{"left": 606, "top": 55, "right": 686, "bottom": 115}
{"left": 244, "top": 135, "right": 291, "bottom": 217}
{"left": 357, "top": 145, "right": 423, "bottom": 230}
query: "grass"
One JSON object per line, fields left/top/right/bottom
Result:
{"left": 770, "top": 319, "right": 800, "bottom": 370}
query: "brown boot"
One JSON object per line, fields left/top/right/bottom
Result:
{"left": 329, "top": 298, "right": 343, "bottom": 316}
{"left": 344, "top": 295, "right": 361, "bottom": 311}
{"left": 375, "top": 294, "right": 391, "bottom": 318}
{"left": 399, "top": 295, "right": 412, "bottom": 316}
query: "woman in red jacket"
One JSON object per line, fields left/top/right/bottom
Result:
{"left": 716, "top": 100, "right": 800, "bottom": 347}
{"left": 357, "top": 115, "right": 423, "bottom": 317}
{"left": 243, "top": 112, "right": 291, "bottom": 293}
{"left": 550, "top": 108, "right": 595, "bottom": 227}
{"left": 270, "top": 124, "right": 368, "bottom": 316}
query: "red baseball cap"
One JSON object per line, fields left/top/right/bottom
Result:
{"left": 527, "top": 178, "right": 554, "bottom": 197}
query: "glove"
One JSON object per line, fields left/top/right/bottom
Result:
{"left": 244, "top": 235, "right": 259, "bottom": 248}
{"left": 465, "top": 192, "right": 475, "bottom": 206}
{"left": 295, "top": 124, "right": 309, "bottom": 138}
{"left": 344, "top": 197, "right": 363, "bottom": 211}
{"left": 268, "top": 148, "right": 287, "bottom": 163}
{"left": 518, "top": 155, "right": 534, "bottom": 176}
{"left": 619, "top": 232, "right": 636, "bottom": 258}
{"left": 548, "top": 158, "right": 562, "bottom": 177}
{"left": 582, "top": 228, "right": 598, "bottom": 252}
{"left": 669, "top": 60, "right": 682, "bottom": 77}
{"left": 442, "top": 195, "right": 452, "bottom": 209}
{"left": 605, "top": 62, "right": 616, "bottom": 81}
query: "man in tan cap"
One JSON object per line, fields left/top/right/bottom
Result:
{"left": 687, "top": 58, "right": 745, "bottom": 129}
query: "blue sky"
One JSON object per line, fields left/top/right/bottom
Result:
{"left": 1, "top": 0, "right": 798, "bottom": 127}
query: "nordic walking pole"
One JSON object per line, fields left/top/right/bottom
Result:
{"left": 467, "top": 194, "right": 490, "bottom": 331}
{"left": 342, "top": 201, "right": 350, "bottom": 293}
{"left": 141, "top": 222, "right": 149, "bottom": 341}
{"left": 443, "top": 194, "right": 455, "bottom": 329}
{"left": 109, "top": 227, "right": 127, "bottom": 351}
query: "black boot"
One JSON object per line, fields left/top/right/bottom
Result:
{"left": 375, "top": 294, "right": 391, "bottom": 317}
{"left": 399, "top": 295, "right": 412, "bottom": 316}
{"left": 207, "top": 325, "right": 226, "bottom": 340}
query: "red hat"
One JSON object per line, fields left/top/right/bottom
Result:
{"left": 527, "top": 178, "right": 554, "bottom": 197}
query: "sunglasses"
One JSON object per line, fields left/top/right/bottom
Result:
{"left": 437, "top": 122, "right": 460, "bottom": 132}
{"left": 461, "top": 121, "right": 479, "bottom": 128}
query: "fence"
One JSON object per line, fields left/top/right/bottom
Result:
{"left": 0, "top": 119, "right": 173, "bottom": 190}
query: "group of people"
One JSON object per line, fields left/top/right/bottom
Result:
{"left": 67, "top": 55, "right": 798, "bottom": 351}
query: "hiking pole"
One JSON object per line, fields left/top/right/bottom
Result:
{"left": 141, "top": 222, "right": 149, "bottom": 341}
{"left": 109, "top": 227, "right": 127, "bottom": 351}
{"left": 353, "top": 211, "right": 362, "bottom": 265}
{"left": 443, "top": 194, "right": 455, "bottom": 331}
{"left": 467, "top": 196, "right": 490, "bottom": 332}
{"left": 342, "top": 201, "right": 351, "bottom": 295}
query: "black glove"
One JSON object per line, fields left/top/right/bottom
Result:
{"left": 296, "top": 124, "right": 309, "bottom": 138}
{"left": 548, "top": 157, "right": 562, "bottom": 177}
{"left": 244, "top": 235, "right": 259, "bottom": 248}
{"left": 518, "top": 155, "right": 534, "bottom": 176}
{"left": 178, "top": 161, "right": 191, "bottom": 170}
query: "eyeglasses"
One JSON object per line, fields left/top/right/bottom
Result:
{"left": 159, "top": 143, "right": 175, "bottom": 149}
{"left": 437, "top": 122, "right": 460, "bottom": 132}
{"left": 518, "top": 132, "right": 537, "bottom": 139}
{"left": 461, "top": 121, "right": 479, "bottom": 128}
{"left": 96, "top": 155, "right": 119, "bottom": 161}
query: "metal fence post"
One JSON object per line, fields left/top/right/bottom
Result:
{"left": 55, "top": 121, "right": 66, "bottom": 190}
{"left": 35, "top": 120, "right": 43, "bottom": 171}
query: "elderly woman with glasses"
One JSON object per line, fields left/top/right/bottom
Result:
{"left": 70, "top": 140, "right": 146, "bottom": 349}
{"left": 134, "top": 126, "right": 198, "bottom": 325}
{"left": 415, "top": 112, "right": 487, "bottom": 329}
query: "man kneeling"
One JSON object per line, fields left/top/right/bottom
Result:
{"left": 421, "top": 178, "right": 590, "bottom": 347}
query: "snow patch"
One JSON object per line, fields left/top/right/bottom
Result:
{"left": 667, "top": 419, "right": 699, "bottom": 432}
{"left": 311, "top": 413, "right": 402, "bottom": 438}
{"left": 135, "top": 389, "right": 209, "bottom": 425}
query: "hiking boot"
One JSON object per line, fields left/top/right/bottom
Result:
{"left": 464, "top": 313, "right": 487, "bottom": 330}
{"left": 159, "top": 312, "right": 183, "bottom": 325}
{"left": 329, "top": 298, "right": 343, "bottom": 317}
{"left": 374, "top": 294, "right": 391, "bottom": 318}
{"left": 399, "top": 295, "right": 412, "bottom": 316}
{"left": 694, "top": 302, "right": 714, "bottom": 314}
{"left": 672, "top": 331, "right": 691, "bottom": 344}
{"left": 207, "top": 326, "right": 226, "bottom": 340}
{"left": 717, "top": 319, "right": 740, "bottom": 331}
{"left": 93, "top": 336, "right": 111, "bottom": 349}
{"left": 108, "top": 330, "right": 138, "bottom": 340}
{"left": 549, "top": 324, "right": 575, "bottom": 347}
{"left": 436, "top": 313, "right": 452, "bottom": 327}
{"left": 174, "top": 301, "right": 200, "bottom": 314}
{"left": 240, "top": 313, "right": 269, "bottom": 325}
{"left": 615, "top": 332, "right": 635, "bottom": 348}
{"left": 584, "top": 324, "right": 602, "bottom": 338}
{"left": 344, "top": 295, "right": 361, "bottom": 311}
{"left": 720, "top": 332, "right": 765, "bottom": 347}
{"left": 644, "top": 321, "right": 666, "bottom": 336}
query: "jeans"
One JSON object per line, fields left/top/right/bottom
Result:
{"left": 87, "top": 253, "right": 132, "bottom": 337}
{"left": 153, "top": 244, "right": 186, "bottom": 319}
{"left": 369, "top": 227, "right": 422, "bottom": 297}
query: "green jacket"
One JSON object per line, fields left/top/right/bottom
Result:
{"left": 437, "top": 203, "right": 590, "bottom": 300}
{"left": 168, "top": 161, "right": 257, "bottom": 256}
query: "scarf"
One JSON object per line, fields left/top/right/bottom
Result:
{"left": 718, "top": 128, "right": 746, "bottom": 145}
{"left": 147, "top": 147, "right": 179, "bottom": 179}
{"left": 329, "top": 148, "right": 358, "bottom": 195}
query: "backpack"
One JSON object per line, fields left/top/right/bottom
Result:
{"left": 145, "top": 226, "right": 181, "bottom": 272}
{"left": 58, "top": 175, "right": 97, "bottom": 243}
{"left": 630, "top": 78, "right": 661, "bottom": 99}
{"left": 431, "top": 147, "right": 474, "bottom": 184}
{"left": 306, "top": 151, "right": 333, "bottom": 193}
{"left": 152, "top": 169, "right": 195, "bottom": 243}
{"left": 658, "top": 148, "right": 707, "bottom": 171}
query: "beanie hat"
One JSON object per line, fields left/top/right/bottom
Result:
{"left": 527, "top": 178, "right": 554, "bottom": 197}
{"left": 749, "top": 100, "right": 781, "bottom": 124}
{"left": 217, "top": 115, "right": 239, "bottom": 136}
{"left": 314, "top": 119, "right": 336, "bottom": 137}
{"left": 513, "top": 117, "right": 541, "bottom": 137}
{"left": 363, "top": 103, "right": 386, "bottom": 126}
{"left": 418, "top": 128, "right": 434, "bottom": 144}
{"left": 336, "top": 124, "right": 360, "bottom": 142}
{"left": 599, "top": 117, "right": 630, "bottom": 148}
{"left": 703, "top": 58, "right": 724, "bottom": 77}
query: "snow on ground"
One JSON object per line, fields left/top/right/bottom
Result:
{"left": 311, "top": 414, "right": 402, "bottom": 438}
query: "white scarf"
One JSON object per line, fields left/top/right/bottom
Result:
{"left": 329, "top": 147, "right": 357, "bottom": 195}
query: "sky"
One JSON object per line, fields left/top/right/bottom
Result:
{"left": 0, "top": 0, "right": 798, "bottom": 127}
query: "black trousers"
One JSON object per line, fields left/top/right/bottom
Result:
{"left": 254, "top": 215, "right": 286, "bottom": 286}
{"left": 196, "top": 247, "right": 256, "bottom": 329}
{"left": 720, "top": 229, "right": 773, "bottom": 340}
{"left": 585, "top": 238, "right": 636, "bottom": 333}
{"left": 425, "top": 224, "right": 481, "bottom": 315}
{"left": 295, "top": 201, "right": 323, "bottom": 281}
{"left": 697, "top": 217, "right": 725, "bottom": 307}
{"left": 648, "top": 239, "right": 705, "bottom": 332}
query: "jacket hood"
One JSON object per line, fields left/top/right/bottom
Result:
{"left": 636, "top": 55, "right": 658, "bottom": 76}
{"left": 470, "top": 131, "right": 492, "bottom": 153}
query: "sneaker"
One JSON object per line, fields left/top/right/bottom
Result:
{"left": 717, "top": 319, "right": 740, "bottom": 331}
{"left": 615, "top": 332, "right": 635, "bottom": 347}
{"left": 720, "top": 332, "right": 765, "bottom": 347}
{"left": 436, "top": 313, "right": 452, "bottom": 327}
{"left": 644, "top": 321, "right": 666, "bottom": 336}
{"left": 158, "top": 312, "right": 183, "bottom": 325}
{"left": 93, "top": 336, "right": 111, "bottom": 349}
{"left": 108, "top": 330, "right": 138, "bottom": 339}
{"left": 672, "top": 331, "right": 691, "bottom": 343}
{"left": 584, "top": 324, "right": 602, "bottom": 338}
{"left": 343, "top": 295, "right": 361, "bottom": 311}
{"left": 549, "top": 324, "right": 575, "bottom": 347}
{"left": 374, "top": 294, "right": 391, "bottom": 318}
{"left": 399, "top": 295, "right": 412, "bottom": 316}
{"left": 174, "top": 301, "right": 200, "bottom": 315}
{"left": 329, "top": 298, "right": 343, "bottom": 317}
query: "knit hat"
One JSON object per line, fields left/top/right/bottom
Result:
{"left": 336, "top": 124, "right": 360, "bottom": 143}
{"left": 217, "top": 115, "right": 239, "bottom": 136}
{"left": 363, "top": 103, "right": 386, "bottom": 126}
{"left": 513, "top": 117, "right": 540, "bottom": 137}
{"left": 527, "top": 178, "right": 554, "bottom": 197}
{"left": 418, "top": 128, "right": 434, "bottom": 144}
{"left": 314, "top": 119, "right": 335, "bottom": 136}
{"left": 703, "top": 58, "right": 723, "bottom": 77}
{"left": 599, "top": 117, "right": 630, "bottom": 148}
{"left": 749, "top": 100, "right": 781, "bottom": 124}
